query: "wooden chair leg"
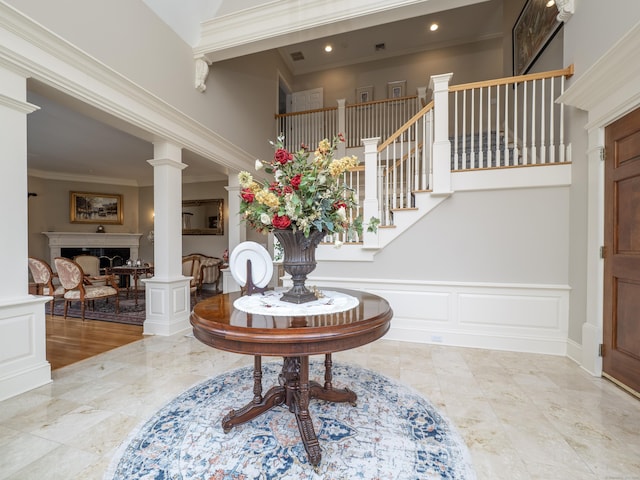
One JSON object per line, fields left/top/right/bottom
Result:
{"left": 63, "top": 300, "right": 69, "bottom": 319}
{"left": 81, "top": 301, "right": 86, "bottom": 321}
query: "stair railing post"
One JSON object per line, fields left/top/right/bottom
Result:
{"left": 337, "top": 99, "right": 346, "bottom": 158}
{"left": 362, "top": 137, "right": 380, "bottom": 249}
{"left": 429, "top": 73, "right": 454, "bottom": 194}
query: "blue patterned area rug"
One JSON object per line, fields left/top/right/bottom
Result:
{"left": 105, "top": 362, "right": 476, "bottom": 479}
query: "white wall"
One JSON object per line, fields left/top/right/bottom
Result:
{"left": 27, "top": 176, "right": 141, "bottom": 262}
{"left": 315, "top": 185, "right": 569, "bottom": 284}
{"left": 294, "top": 37, "right": 503, "bottom": 105}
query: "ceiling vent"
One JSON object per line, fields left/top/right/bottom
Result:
{"left": 290, "top": 51, "right": 305, "bottom": 61}
{"left": 375, "top": 43, "right": 386, "bottom": 51}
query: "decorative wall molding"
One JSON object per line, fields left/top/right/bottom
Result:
{"left": 0, "top": 2, "right": 255, "bottom": 176}
{"left": 0, "top": 296, "right": 51, "bottom": 401}
{"left": 555, "top": 0, "right": 575, "bottom": 23}
{"left": 194, "top": 57, "right": 211, "bottom": 92}
{"left": 307, "top": 276, "right": 571, "bottom": 356}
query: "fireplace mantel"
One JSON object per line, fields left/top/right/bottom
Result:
{"left": 43, "top": 232, "right": 142, "bottom": 262}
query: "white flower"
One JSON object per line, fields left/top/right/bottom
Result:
{"left": 255, "top": 159, "right": 263, "bottom": 171}
{"left": 260, "top": 213, "right": 271, "bottom": 225}
{"left": 336, "top": 206, "right": 347, "bottom": 221}
{"left": 333, "top": 239, "right": 343, "bottom": 249}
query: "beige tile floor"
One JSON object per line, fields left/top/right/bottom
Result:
{"left": 1, "top": 334, "right": 639, "bottom": 480}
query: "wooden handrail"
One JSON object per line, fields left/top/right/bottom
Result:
{"left": 378, "top": 100, "right": 433, "bottom": 151}
{"left": 345, "top": 95, "right": 418, "bottom": 109}
{"left": 275, "top": 105, "right": 337, "bottom": 119}
{"left": 448, "top": 64, "right": 574, "bottom": 92}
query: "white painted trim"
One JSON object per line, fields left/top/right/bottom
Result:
{"left": 0, "top": 2, "right": 255, "bottom": 177}
{"left": 306, "top": 276, "right": 570, "bottom": 356}
{"left": 566, "top": 338, "right": 582, "bottom": 365}
{"left": 195, "top": 0, "right": 486, "bottom": 62}
{"left": 0, "top": 296, "right": 51, "bottom": 401}
{"left": 560, "top": 20, "right": 640, "bottom": 377}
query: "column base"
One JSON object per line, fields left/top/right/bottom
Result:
{"left": 0, "top": 296, "right": 51, "bottom": 401}
{"left": 143, "top": 277, "right": 192, "bottom": 336}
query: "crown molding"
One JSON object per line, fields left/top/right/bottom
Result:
{"left": 194, "top": 0, "right": 484, "bottom": 62}
{"left": 558, "top": 21, "right": 640, "bottom": 128}
{"left": 0, "top": 2, "right": 255, "bottom": 174}
{"left": 28, "top": 168, "right": 140, "bottom": 187}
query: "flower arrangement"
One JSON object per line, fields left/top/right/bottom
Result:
{"left": 238, "top": 135, "right": 378, "bottom": 240}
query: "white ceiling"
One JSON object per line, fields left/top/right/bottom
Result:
{"left": 26, "top": 0, "right": 503, "bottom": 186}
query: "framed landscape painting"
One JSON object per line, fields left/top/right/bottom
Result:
{"left": 70, "top": 191, "right": 123, "bottom": 224}
{"left": 512, "top": 0, "right": 562, "bottom": 75}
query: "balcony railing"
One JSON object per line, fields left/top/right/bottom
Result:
{"left": 276, "top": 66, "right": 574, "bottom": 246}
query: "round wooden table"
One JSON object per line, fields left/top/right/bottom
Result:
{"left": 190, "top": 288, "right": 393, "bottom": 466}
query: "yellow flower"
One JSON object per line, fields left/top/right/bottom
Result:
{"left": 256, "top": 190, "right": 280, "bottom": 208}
{"left": 316, "top": 138, "right": 331, "bottom": 155}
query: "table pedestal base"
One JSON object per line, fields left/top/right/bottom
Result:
{"left": 221, "top": 354, "right": 356, "bottom": 466}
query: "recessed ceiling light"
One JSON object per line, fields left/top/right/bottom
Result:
{"left": 324, "top": 45, "right": 333, "bottom": 53}
{"left": 430, "top": 23, "right": 439, "bottom": 32}
{"left": 546, "top": 0, "right": 555, "bottom": 6}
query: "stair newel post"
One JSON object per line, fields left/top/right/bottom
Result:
{"left": 362, "top": 137, "right": 380, "bottom": 248}
{"left": 336, "top": 99, "right": 346, "bottom": 158}
{"left": 429, "top": 73, "right": 454, "bottom": 194}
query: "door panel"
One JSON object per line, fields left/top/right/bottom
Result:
{"left": 603, "top": 107, "right": 640, "bottom": 394}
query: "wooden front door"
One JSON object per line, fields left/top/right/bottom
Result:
{"left": 603, "top": 107, "right": 640, "bottom": 395}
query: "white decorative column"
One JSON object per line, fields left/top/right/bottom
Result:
{"left": 362, "top": 137, "right": 380, "bottom": 249}
{"left": 143, "top": 142, "right": 191, "bottom": 335}
{"left": 429, "top": 73, "right": 454, "bottom": 194}
{"left": 223, "top": 173, "right": 245, "bottom": 293}
{"left": 0, "top": 66, "right": 50, "bottom": 400}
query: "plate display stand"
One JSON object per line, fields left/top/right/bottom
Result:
{"left": 243, "top": 259, "right": 270, "bottom": 296}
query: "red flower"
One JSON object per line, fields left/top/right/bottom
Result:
{"left": 290, "top": 174, "right": 302, "bottom": 190}
{"left": 272, "top": 214, "right": 291, "bottom": 229}
{"left": 333, "top": 201, "right": 347, "bottom": 210}
{"left": 274, "top": 148, "right": 293, "bottom": 165}
{"left": 282, "top": 186, "right": 293, "bottom": 194}
{"left": 241, "top": 188, "right": 255, "bottom": 202}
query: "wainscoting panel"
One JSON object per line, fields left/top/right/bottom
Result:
{"left": 312, "top": 277, "right": 570, "bottom": 355}
{"left": 0, "top": 297, "right": 51, "bottom": 401}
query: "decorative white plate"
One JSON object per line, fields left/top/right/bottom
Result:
{"left": 229, "top": 241, "right": 273, "bottom": 288}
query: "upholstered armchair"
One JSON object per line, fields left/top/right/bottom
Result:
{"left": 28, "top": 257, "right": 65, "bottom": 315}
{"left": 73, "top": 254, "right": 111, "bottom": 286}
{"left": 54, "top": 257, "right": 119, "bottom": 321}
{"left": 186, "top": 253, "right": 223, "bottom": 293}
{"left": 182, "top": 254, "right": 201, "bottom": 300}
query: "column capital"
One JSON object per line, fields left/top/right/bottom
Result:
{"left": 0, "top": 94, "right": 39, "bottom": 114}
{"left": 147, "top": 157, "right": 188, "bottom": 170}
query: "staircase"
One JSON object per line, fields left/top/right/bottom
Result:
{"left": 276, "top": 66, "right": 575, "bottom": 260}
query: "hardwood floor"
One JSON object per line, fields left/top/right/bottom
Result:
{"left": 46, "top": 314, "right": 144, "bottom": 370}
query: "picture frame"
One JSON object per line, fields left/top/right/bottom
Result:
{"left": 355, "top": 85, "right": 373, "bottom": 103}
{"left": 182, "top": 198, "right": 224, "bottom": 235}
{"left": 387, "top": 80, "right": 406, "bottom": 99}
{"left": 512, "top": 0, "right": 563, "bottom": 76}
{"left": 70, "top": 191, "right": 123, "bottom": 224}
